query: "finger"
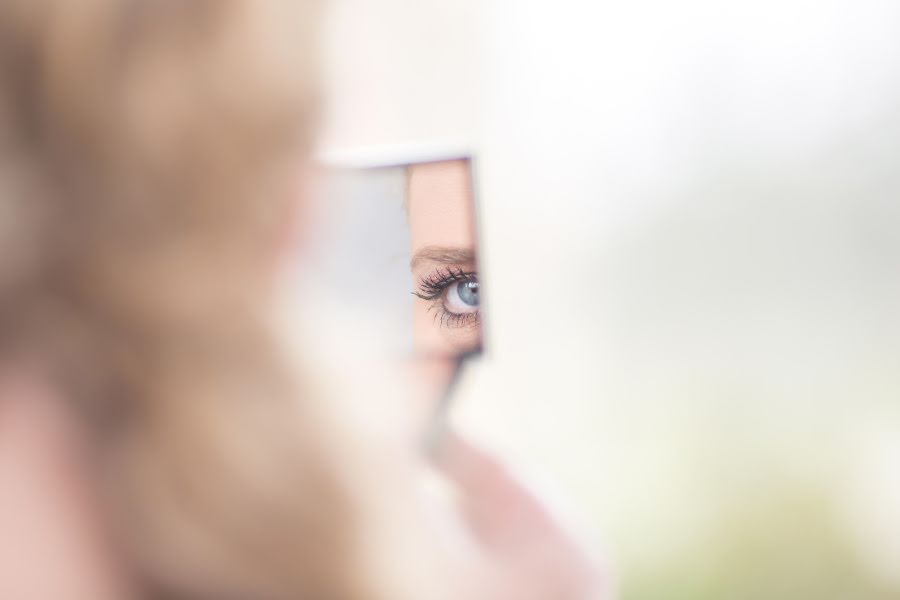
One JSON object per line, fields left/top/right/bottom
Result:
{"left": 433, "top": 432, "right": 563, "bottom": 548}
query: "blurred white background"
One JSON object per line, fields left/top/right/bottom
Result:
{"left": 319, "top": 0, "right": 480, "bottom": 153}
{"left": 319, "top": 1, "right": 900, "bottom": 597}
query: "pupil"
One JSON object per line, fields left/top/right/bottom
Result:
{"left": 457, "top": 280, "right": 479, "bottom": 306}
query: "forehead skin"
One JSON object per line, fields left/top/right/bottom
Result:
{"left": 408, "top": 159, "right": 476, "bottom": 254}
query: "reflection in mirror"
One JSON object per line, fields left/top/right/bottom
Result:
{"left": 311, "top": 157, "right": 481, "bottom": 362}
{"left": 408, "top": 159, "right": 480, "bottom": 356}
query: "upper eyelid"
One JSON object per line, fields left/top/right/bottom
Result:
{"left": 413, "top": 267, "right": 477, "bottom": 300}
{"left": 410, "top": 261, "right": 476, "bottom": 281}
{"left": 418, "top": 267, "right": 477, "bottom": 289}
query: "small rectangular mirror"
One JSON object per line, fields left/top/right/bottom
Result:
{"left": 303, "top": 155, "right": 482, "bottom": 364}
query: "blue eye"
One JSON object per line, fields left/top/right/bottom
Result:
{"left": 414, "top": 268, "right": 481, "bottom": 328}
{"left": 447, "top": 280, "right": 479, "bottom": 310}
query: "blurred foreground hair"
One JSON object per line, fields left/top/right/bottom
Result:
{"left": 0, "top": 1, "right": 370, "bottom": 598}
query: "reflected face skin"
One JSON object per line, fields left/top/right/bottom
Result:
{"left": 408, "top": 159, "right": 481, "bottom": 355}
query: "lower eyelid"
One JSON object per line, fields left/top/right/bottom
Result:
{"left": 433, "top": 303, "right": 480, "bottom": 329}
{"left": 443, "top": 313, "right": 480, "bottom": 331}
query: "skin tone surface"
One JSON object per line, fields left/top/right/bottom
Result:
{"left": 408, "top": 159, "right": 482, "bottom": 356}
{"left": 0, "top": 372, "right": 133, "bottom": 600}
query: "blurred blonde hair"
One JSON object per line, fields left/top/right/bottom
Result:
{"left": 0, "top": 1, "right": 371, "bottom": 598}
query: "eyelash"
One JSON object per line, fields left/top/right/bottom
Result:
{"left": 413, "top": 267, "right": 480, "bottom": 329}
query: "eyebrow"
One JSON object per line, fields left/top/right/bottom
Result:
{"left": 410, "top": 245, "right": 476, "bottom": 270}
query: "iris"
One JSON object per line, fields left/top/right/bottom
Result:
{"left": 455, "top": 280, "right": 479, "bottom": 307}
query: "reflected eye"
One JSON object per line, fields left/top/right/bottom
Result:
{"left": 414, "top": 267, "right": 480, "bottom": 329}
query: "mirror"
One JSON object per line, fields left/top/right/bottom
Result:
{"left": 305, "top": 155, "right": 482, "bottom": 367}
{"left": 407, "top": 159, "right": 481, "bottom": 356}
